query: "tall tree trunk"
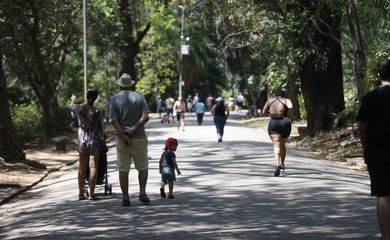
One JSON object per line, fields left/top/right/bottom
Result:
{"left": 0, "top": 54, "right": 26, "bottom": 162}
{"left": 38, "top": 94, "right": 58, "bottom": 138}
{"left": 286, "top": 64, "right": 301, "bottom": 121}
{"left": 118, "top": 0, "right": 151, "bottom": 79}
{"left": 346, "top": 0, "right": 366, "bottom": 100}
{"left": 300, "top": 4, "right": 345, "bottom": 135}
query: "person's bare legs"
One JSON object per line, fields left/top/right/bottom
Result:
{"left": 169, "top": 181, "right": 174, "bottom": 194}
{"left": 177, "top": 120, "right": 181, "bottom": 131}
{"left": 270, "top": 134, "right": 282, "bottom": 166}
{"left": 270, "top": 134, "right": 285, "bottom": 176}
{"left": 160, "top": 181, "right": 166, "bottom": 198}
{"left": 377, "top": 196, "right": 390, "bottom": 240}
{"left": 119, "top": 171, "right": 129, "bottom": 200}
{"left": 280, "top": 137, "right": 288, "bottom": 167}
{"left": 138, "top": 169, "right": 148, "bottom": 195}
{"left": 181, "top": 119, "right": 185, "bottom": 131}
{"left": 168, "top": 181, "right": 174, "bottom": 198}
{"left": 78, "top": 153, "right": 89, "bottom": 198}
{"left": 88, "top": 154, "right": 99, "bottom": 198}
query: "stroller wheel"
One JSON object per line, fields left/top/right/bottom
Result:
{"left": 84, "top": 187, "right": 89, "bottom": 198}
{"left": 104, "top": 185, "right": 108, "bottom": 196}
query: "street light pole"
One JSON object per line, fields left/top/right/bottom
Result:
{"left": 104, "top": 58, "right": 109, "bottom": 121}
{"left": 178, "top": 5, "right": 185, "bottom": 99}
{"left": 83, "top": 0, "right": 87, "bottom": 102}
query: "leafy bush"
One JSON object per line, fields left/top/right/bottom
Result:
{"left": 332, "top": 97, "right": 359, "bottom": 130}
{"left": 11, "top": 104, "right": 44, "bottom": 143}
{"left": 56, "top": 106, "right": 78, "bottom": 132}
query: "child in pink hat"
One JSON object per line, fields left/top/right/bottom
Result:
{"left": 159, "top": 138, "right": 181, "bottom": 199}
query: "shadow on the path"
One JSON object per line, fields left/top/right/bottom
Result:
{"left": 0, "top": 114, "right": 378, "bottom": 240}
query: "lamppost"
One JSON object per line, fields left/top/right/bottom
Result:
{"left": 178, "top": 5, "right": 185, "bottom": 99}
{"left": 83, "top": 0, "right": 87, "bottom": 101}
{"left": 178, "top": 5, "right": 190, "bottom": 98}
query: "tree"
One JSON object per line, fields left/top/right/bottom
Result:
{"left": 299, "top": 1, "right": 345, "bottom": 135}
{"left": 117, "top": 0, "right": 151, "bottom": 78}
{"left": 136, "top": 6, "right": 178, "bottom": 98}
{"left": 346, "top": 0, "right": 366, "bottom": 101}
{"left": 0, "top": 0, "right": 81, "bottom": 137}
{"left": 179, "top": 0, "right": 227, "bottom": 98}
{"left": 0, "top": 53, "right": 25, "bottom": 162}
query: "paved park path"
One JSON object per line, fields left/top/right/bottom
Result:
{"left": 0, "top": 113, "right": 379, "bottom": 239}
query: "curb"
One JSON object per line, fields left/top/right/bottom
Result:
{"left": 0, "top": 143, "right": 116, "bottom": 207}
{"left": 0, "top": 159, "right": 78, "bottom": 207}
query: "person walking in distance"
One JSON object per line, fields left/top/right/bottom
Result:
{"left": 70, "top": 89, "right": 104, "bottom": 200}
{"left": 159, "top": 137, "right": 181, "bottom": 199}
{"left": 236, "top": 92, "right": 244, "bottom": 112}
{"left": 261, "top": 90, "right": 293, "bottom": 177}
{"left": 211, "top": 97, "right": 229, "bottom": 142}
{"left": 194, "top": 97, "right": 206, "bottom": 125}
{"left": 165, "top": 96, "right": 175, "bottom": 123}
{"left": 207, "top": 94, "right": 214, "bottom": 111}
{"left": 186, "top": 95, "right": 193, "bottom": 115}
{"left": 193, "top": 93, "right": 199, "bottom": 106}
{"left": 110, "top": 73, "right": 150, "bottom": 207}
{"left": 173, "top": 97, "right": 186, "bottom": 131}
{"left": 156, "top": 96, "right": 162, "bottom": 118}
{"left": 357, "top": 58, "right": 390, "bottom": 240}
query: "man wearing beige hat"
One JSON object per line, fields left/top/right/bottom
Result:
{"left": 110, "top": 73, "right": 150, "bottom": 206}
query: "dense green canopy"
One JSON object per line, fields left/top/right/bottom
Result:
{"left": 1, "top": 0, "right": 390, "bottom": 160}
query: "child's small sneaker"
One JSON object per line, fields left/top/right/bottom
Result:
{"left": 160, "top": 188, "right": 166, "bottom": 198}
{"left": 168, "top": 194, "right": 175, "bottom": 199}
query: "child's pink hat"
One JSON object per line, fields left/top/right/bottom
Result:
{"left": 165, "top": 137, "right": 178, "bottom": 149}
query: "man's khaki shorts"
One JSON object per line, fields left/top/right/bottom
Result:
{"left": 116, "top": 138, "right": 148, "bottom": 172}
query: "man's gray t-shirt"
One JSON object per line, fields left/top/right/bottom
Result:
{"left": 110, "top": 90, "right": 148, "bottom": 138}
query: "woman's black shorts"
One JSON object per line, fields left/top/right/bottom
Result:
{"left": 367, "top": 164, "right": 390, "bottom": 197}
{"left": 268, "top": 116, "right": 292, "bottom": 138}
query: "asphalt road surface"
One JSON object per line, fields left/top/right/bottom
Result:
{"left": 0, "top": 112, "right": 379, "bottom": 239}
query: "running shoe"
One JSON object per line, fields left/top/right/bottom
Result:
{"left": 274, "top": 165, "right": 282, "bottom": 177}
{"left": 281, "top": 165, "right": 286, "bottom": 175}
{"left": 160, "top": 188, "right": 166, "bottom": 198}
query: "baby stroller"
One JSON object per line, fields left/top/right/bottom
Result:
{"left": 85, "top": 141, "right": 112, "bottom": 196}
{"left": 161, "top": 114, "right": 170, "bottom": 125}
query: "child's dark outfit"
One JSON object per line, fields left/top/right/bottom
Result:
{"left": 160, "top": 150, "right": 177, "bottom": 183}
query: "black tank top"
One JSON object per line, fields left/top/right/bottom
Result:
{"left": 214, "top": 103, "right": 226, "bottom": 117}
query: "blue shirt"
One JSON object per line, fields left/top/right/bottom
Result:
{"left": 195, "top": 102, "right": 205, "bottom": 114}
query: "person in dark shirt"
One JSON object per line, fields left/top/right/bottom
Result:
{"left": 159, "top": 138, "right": 181, "bottom": 199}
{"left": 357, "top": 58, "right": 390, "bottom": 240}
{"left": 211, "top": 97, "right": 229, "bottom": 142}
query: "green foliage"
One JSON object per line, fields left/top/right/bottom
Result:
{"left": 11, "top": 104, "right": 44, "bottom": 142}
{"left": 0, "top": 0, "right": 82, "bottom": 136}
{"left": 353, "top": 0, "right": 390, "bottom": 94}
{"left": 297, "top": 93, "right": 307, "bottom": 120}
{"left": 4, "top": 0, "right": 390, "bottom": 139}
{"left": 5, "top": 74, "right": 39, "bottom": 106}
{"left": 136, "top": 6, "right": 177, "bottom": 97}
{"left": 332, "top": 96, "right": 360, "bottom": 129}
{"left": 263, "top": 62, "right": 288, "bottom": 95}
